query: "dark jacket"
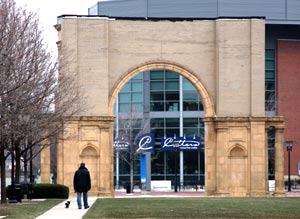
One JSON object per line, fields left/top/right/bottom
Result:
{"left": 73, "top": 166, "right": 91, "bottom": 192}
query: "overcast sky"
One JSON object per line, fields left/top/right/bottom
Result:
{"left": 15, "top": 0, "right": 98, "bottom": 55}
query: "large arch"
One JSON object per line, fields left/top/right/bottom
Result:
{"left": 108, "top": 61, "right": 215, "bottom": 117}
{"left": 109, "top": 61, "right": 214, "bottom": 193}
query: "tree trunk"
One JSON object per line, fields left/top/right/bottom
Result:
{"left": 14, "top": 143, "right": 21, "bottom": 184}
{"left": 130, "top": 158, "right": 134, "bottom": 193}
{"left": 23, "top": 152, "right": 28, "bottom": 183}
{"left": 0, "top": 146, "right": 7, "bottom": 203}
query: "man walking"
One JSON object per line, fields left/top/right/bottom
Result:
{"left": 73, "top": 163, "right": 91, "bottom": 209}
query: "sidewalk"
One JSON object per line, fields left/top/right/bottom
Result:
{"left": 35, "top": 197, "right": 97, "bottom": 219}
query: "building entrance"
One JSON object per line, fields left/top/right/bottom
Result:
{"left": 113, "top": 69, "right": 205, "bottom": 191}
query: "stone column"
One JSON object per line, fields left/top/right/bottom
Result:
{"left": 98, "top": 123, "right": 114, "bottom": 197}
{"left": 265, "top": 127, "right": 270, "bottom": 193}
{"left": 40, "top": 139, "right": 51, "bottom": 183}
{"left": 274, "top": 126, "right": 286, "bottom": 196}
{"left": 215, "top": 125, "right": 229, "bottom": 195}
{"left": 203, "top": 118, "right": 217, "bottom": 196}
{"left": 249, "top": 120, "right": 269, "bottom": 196}
{"left": 56, "top": 131, "right": 63, "bottom": 185}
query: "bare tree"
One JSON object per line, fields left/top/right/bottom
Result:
{"left": 115, "top": 108, "right": 152, "bottom": 193}
{"left": 0, "top": 0, "right": 85, "bottom": 203}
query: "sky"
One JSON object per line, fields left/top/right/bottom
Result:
{"left": 15, "top": 0, "right": 99, "bottom": 55}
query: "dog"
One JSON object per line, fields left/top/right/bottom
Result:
{"left": 65, "top": 201, "right": 70, "bottom": 208}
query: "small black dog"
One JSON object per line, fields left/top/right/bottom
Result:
{"left": 65, "top": 201, "right": 70, "bottom": 208}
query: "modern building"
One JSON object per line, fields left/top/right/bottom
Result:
{"left": 41, "top": 0, "right": 300, "bottom": 197}
{"left": 88, "top": 0, "right": 300, "bottom": 188}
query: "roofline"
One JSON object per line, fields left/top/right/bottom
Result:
{"left": 57, "top": 14, "right": 266, "bottom": 22}
{"left": 266, "top": 20, "right": 300, "bottom": 25}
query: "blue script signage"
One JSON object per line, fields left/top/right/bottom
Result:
{"left": 135, "top": 133, "right": 155, "bottom": 153}
{"left": 113, "top": 138, "right": 130, "bottom": 151}
{"left": 160, "top": 136, "right": 203, "bottom": 151}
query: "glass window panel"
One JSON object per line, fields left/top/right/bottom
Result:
{"left": 183, "top": 101, "right": 198, "bottom": 111}
{"left": 265, "top": 91, "right": 275, "bottom": 101}
{"left": 132, "top": 103, "right": 143, "bottom": 112}
{"left": 152, "top": 153, "right": 164, "bottom": 174}
{"left": 150, "top": 70, "right": 164, "bottom": 80}
{"left": 133, "top": 159, "right": 140, "bottom": 174}
{"left": 265, "top": 100, "right": 275, "bottom": 111}
{"left": 183, "top": 118, "right": 198, "bottom": 127}
{"left": 119, "top": 93, "right": 131, "bottom": 103}
{"left": 166, "top": 152, "right": 176, "bottom": 174}
{"left": 166, "top": 91, "right": 179, "bottom": 100}
{"left": 132, "top": 93, "right": 143, "bottom": 102}
{"left": 132, "top": 82, "right": 143, "bottom": 92}
{"left": 183, "top": 79, "right": 197, "bottom": 91}
{"left": 265, "top": 81, "right": 275, "bottom": 90}
{"left": 198, "top": 119, "right": 204, "bottom": 128}
{"left": 166, "top": 128, "right": 179, "bottom": 137}
{"left": 150, "top": 102, "right": 164, "bottom": 111}
{"left": 265, "top": 60, "right": 275, "bottom": 70}
{"left": 166, "top": 118, "right": 179, "bottom": 127}
{"left": 183, "top": 128, "right": 199, "bottom": 136}
{"left": 268, "top": 138, "right": 275, "bottom": 148}
{"left": 199, "top": 129, "right": 204, "bottom": 139}
{"left": 132, "top": 73, "right": 143, "bottom": 80}
{"left": 119, "top": 103, "right": 131, "bottom": 112}
{"left": 118, "top": 122, "right": 131, "bottom": 135}
{"left": 166, "top": 101, "right": 179, "bottom": 111}
{"left": 150, "top": 81, "right": 164, "bottom": 90}
{"left": 265, "top": 50, "right": 275, "bottom": 59}
{"left": 166, "top": 81, "right": 179, "bottom": 90}
{"left": 165, "top": 71, "right": 179, "bottom": 79}
{"left": 131, "top": 119, "right": 143, "bottom": 128}
{"left": 184, "top": 151, "right": 198, "bottom": 174}
{"left": 151, "top": 118, "right": 164, "bottom": 127}
{"left": 119, "top": 158, "right": 130, "bottom": 174}
{"left": 153, "top": 128, "right": 164, "bottom": 139}
{"left": 265, "top": 70, "right": 275, "bottom": 79}
{"left": 120, "top": 83, "right": 131, "bottom": 92}
{"left": 183, "top": 92, "right": 198, "bottom": 101}
{"left": 268, "top": 149, "right": 275, "bottom": 179}
{"left": 199, "top": 101, "right": 204, "bottom": 111}
{"left": 150, "top": 92, "right": 164, "bottom": 101}
{"left": 268, "top": 127, "right": 275, "bottom": 140}
{"left": 132, "top": 129, "right": 142, "bottom": 138}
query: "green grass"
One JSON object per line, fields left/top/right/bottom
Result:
{"left": 0, "top": 199, "right": 63, "bottom": 219}
{"left": 84, "top": 197, "right": 300, "bottom": 219}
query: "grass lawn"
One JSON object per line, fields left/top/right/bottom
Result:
{"left": 0, "top": 199, "right": 62, "bottom": 219}
{"left": 84, "top": 197, "right": 300, "bottom": 219}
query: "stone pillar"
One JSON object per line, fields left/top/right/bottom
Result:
{"left": 274, "top": 126, "right": 286, "bottom": 196}
{"left": 265, "top": 127, "right": 270, "bottom": 193}
{"left": 98, "top": 122, "right": 114, "bottom": 197}
{"left": 56, "top": 131, "right": 63, "bottom": 185}
{"left": 40, "top": 140, "right": 51, "bottom": 183}
{"left": 215, "top": 125, "right": 229, "bottom": 195}
{"left": 249, "top": 120, "right": 269, "bottom": 196}
{"left": 203, "top": 118, "right": 217, "bottom": 196}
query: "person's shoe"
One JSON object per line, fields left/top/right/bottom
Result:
{"left": 78, "top": 207, "right": 82, "bottom": 209}
{"left": 84, "top": 206, "right": 89, "bottom": 209}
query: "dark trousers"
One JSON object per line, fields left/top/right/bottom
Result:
{"left": 76, "top": 192, "right": 88, "bottom": 209}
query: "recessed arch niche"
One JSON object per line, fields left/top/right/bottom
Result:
{"left": 80, "top": 144, "right": 99, "bottom": 193}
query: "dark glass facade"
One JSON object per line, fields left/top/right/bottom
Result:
{"left": 114, "top": 70, "right": 204, "bottom": 188}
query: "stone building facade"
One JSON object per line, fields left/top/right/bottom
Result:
{"left": 40, "top": 16, "right": 285, "bottom": 197}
